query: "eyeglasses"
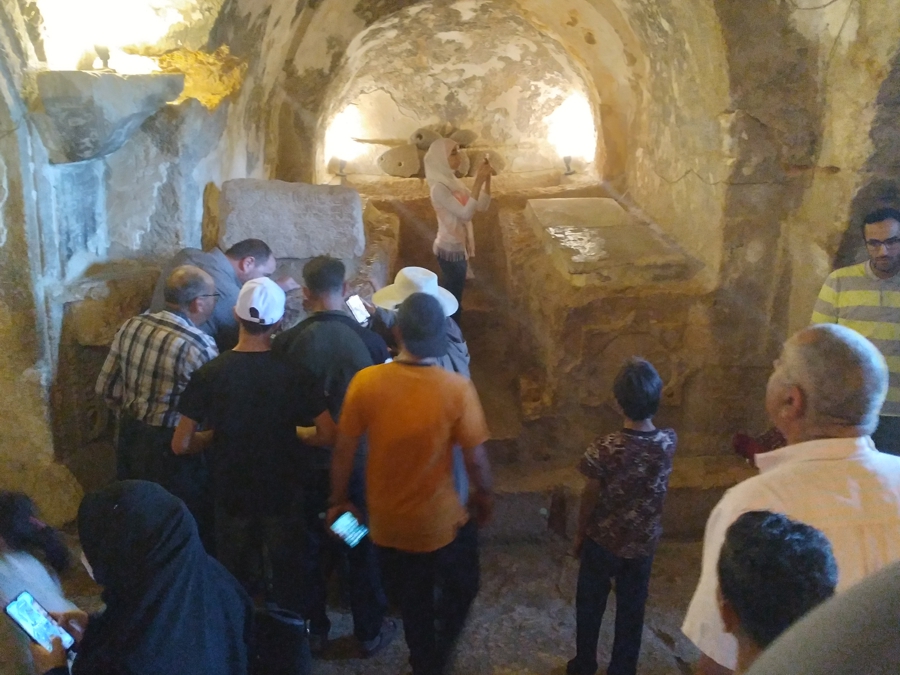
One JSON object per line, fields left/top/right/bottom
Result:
{"left": 865, "top": 237, "right": 900, "bottom": 249}
{"left": 196, "top": 293, "right": 221, "bottom": 300}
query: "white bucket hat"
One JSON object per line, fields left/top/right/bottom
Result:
{"left": 372, "top": 267, "right": 459, "bottom": 317}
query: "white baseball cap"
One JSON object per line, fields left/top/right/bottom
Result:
{"left": 235, "top": 277, "right": 285, "bottom": 325}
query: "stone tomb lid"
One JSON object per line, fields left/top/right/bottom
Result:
{"left": 525, "top": 198, "right": 692, "bottom": 284}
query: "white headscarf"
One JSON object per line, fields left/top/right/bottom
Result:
{"left": 424, "top": 138, "right": 468, "bottom": 194}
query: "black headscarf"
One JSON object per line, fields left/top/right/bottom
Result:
{"left": 74, "top": 481, "right": 252, "bottom": 675}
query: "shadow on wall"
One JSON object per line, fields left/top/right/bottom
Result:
{"left": 836, "top": 45, "right": 900, "bottom": 269}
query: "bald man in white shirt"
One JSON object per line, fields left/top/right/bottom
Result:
{"left": 682, "top": 323, "right": 900, "bottom": 675}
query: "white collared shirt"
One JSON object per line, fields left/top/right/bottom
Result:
{"left": 682, "top": 436, "right": 900, "bottom": 669}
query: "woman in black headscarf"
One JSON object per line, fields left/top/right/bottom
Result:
{"left": 30, "top": 480, "right": 252, "bottom": 675}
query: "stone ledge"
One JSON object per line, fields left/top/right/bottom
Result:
{"left": 525, "top": 198, "right": 696, "bottom": 286}
{"left": 218, "top": 179, "right": 366, "bottom": 260}
{"left": 63, "top": 262, "right": 161, "bottom": 347}
{"left": 31, "top": 71, "right": 184, "bottom": 164}
{"left": 486, "top": 455, "right": 755, "bottom": 542}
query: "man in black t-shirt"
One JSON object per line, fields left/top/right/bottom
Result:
{"left": 173, "top": 277, "right": 336, "bottom": 611}
{"left": 272, "top": 256, "right": 394, "bottom": 657}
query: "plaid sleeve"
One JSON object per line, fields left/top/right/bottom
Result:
{"left": 176, "top": 337, "right": 218, "bottom": 392}
{"left": 96, "top": 326, "right": 125, "bottom": 409}
{"left": 811, "top": 273, "right": 839, "bottom": 324}
{"left": 578, "top": 434, "right": 615, "bottom": 481}
{"left": 177, "top": 363, "right": 209, "bottom": 423}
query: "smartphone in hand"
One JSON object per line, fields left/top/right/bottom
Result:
{"left": 346, "top": 295, "right": 370, "bottom": 325}
{"left": 330, "top": 511, "right": 369, "bottom": 548}
{"left": 5, "top": 591, "right": 75, "bottom": 652}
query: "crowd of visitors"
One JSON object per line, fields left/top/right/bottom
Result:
{"left": 3, "top": 204, "right": 900, "bottom": 675}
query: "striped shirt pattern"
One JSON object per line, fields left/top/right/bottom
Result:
{"left": 811, "top": 261, "right": 900, "bottom": 416}
{"left": 96, "top": 311, "right": 219, "bottom": 427}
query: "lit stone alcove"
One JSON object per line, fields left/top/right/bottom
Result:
{"left": 315, "top": 0, "right": 601, "bottom": 184}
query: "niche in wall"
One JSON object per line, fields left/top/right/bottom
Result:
{"left": 315, "top": 0, "right": 602, "bottom": 183}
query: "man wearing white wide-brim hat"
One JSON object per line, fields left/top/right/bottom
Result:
{"left": 370, "top": 267, "right": 473, "bottom": 502}
{"left": 371, "top": 268, "right": 470, "bottom": 378}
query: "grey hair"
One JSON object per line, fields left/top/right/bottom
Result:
{"left": 780, "top": 324, "right": 888, "bottom": 433}
{"left": 163, "top": 265, "right": 214, "bottom": 308}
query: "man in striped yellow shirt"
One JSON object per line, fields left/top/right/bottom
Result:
{"left": 812, "top": 207, "right": 900, "bottom": 455}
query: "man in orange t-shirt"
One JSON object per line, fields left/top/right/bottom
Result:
{"left": 328, "top": 292, "right": 493, "bottom": 675}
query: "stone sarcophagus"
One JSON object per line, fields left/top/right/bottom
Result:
{"left": 218, "top": 179, "right": 366, "bottom": 260}
{"left": 525, "top": 198, "right": 694, "bottom": 286}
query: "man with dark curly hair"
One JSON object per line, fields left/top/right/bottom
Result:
{"left": 717, "top": 511, "right": 838, "bottom": 674}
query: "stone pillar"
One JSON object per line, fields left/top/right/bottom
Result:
{"left": 0, "top": 71, "right": 82, "bottom": 526}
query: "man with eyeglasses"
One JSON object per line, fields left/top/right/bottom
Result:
{"left": 812, "top": 207, "right": 900, "bottom": 455}
{"left": 96, "top": 265, "right": 220, "bottom": 548}
{"left": 148, "top": 238, "right": 297, "bottom": 350}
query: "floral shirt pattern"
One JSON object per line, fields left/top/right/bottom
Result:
{"left": 579, "top": 428, "right": 677, "bottom": 558}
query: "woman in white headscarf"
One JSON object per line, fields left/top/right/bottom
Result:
{"left": 424, "top": 138, "right": 492, "bottom": 319}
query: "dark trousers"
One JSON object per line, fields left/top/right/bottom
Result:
{"left": 437, "top": 257, "right": 467, "bottom": 322}
{"left": 377, "top": 520, "right": 480, "bottom": 675}
{"left": 571, "top": 538, "right": 654, "bottom": 675}
{"left": 300, "top": 464, "right": 386, "bottom": 641}
{"left": 873, "top": 415, "right": 900, "bottom": 456}
{"left": 117, "top": 415, "right": 214, "bottom": 551}
{"left": 215, "top": 503, "right": 305, "bottom": 614}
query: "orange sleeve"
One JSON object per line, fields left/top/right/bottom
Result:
{"left": 453, "top": 380, "right": 490, "bottom": 450}
{"left": 337, "top": 370, "right": 369, "bottom": 438}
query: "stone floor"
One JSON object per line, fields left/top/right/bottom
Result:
{"left": 305, "top": 537, "right": 701, "bottom": 675}
{"left": 66, "top": 537, "right": 701, "bottom": 675}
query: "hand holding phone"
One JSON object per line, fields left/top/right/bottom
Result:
{"left": 329, "top": 511, "right": 369, "bottom": 548}
{"left": 346, "top": 294, "right": 370, "bottom": 325}
{"left": 29, "top": 637, "right": 69, "bottom": 673}
{"left": 5, "top": 591, "right": 75, "bottom": 652}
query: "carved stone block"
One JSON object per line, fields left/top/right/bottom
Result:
{"left": 218, "top": 179, "right": 366, "bottom": 259}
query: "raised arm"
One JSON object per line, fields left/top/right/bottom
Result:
{"left": 431, "top": 183, "right": 482, "bottom": 222}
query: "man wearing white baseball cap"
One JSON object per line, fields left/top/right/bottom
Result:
{"left": 173, "top": 277, "right": 337, "bottom": 611}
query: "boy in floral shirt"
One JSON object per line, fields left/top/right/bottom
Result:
{"left": 567, "top": 357, "right": 677, "bottom": 675}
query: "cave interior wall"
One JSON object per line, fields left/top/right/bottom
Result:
{"left": 0, "top": 0, "right": 897, "bottom": 522}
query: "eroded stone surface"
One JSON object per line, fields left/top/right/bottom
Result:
{"left": 526, "top": 198, "right": 693, "bottom": 283}
{"left": 64, "top": 263, "right": 161, "bottom": 347}
{"left": 32, "top": 71, "right": 184, "bottom": 164}
{"left": 218, "top": 179, "right": 366, "bottom": 259}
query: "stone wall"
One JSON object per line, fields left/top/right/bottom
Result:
{"left": 784, "top": 0, "right": 900, "bottom": 333}
{"left": 0, "top": 0, "right": 82, "bottom": 524}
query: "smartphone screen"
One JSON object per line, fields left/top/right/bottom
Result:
{"left": 330, "top": 511, "right": 369, "bottom": 548}
{"left": 346, "top": 295, "right": 370, "bottom": 325}
{"left": 5, "top": 591, "right": 75, "bottom": 652}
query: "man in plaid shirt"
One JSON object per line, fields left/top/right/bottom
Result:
{"left": 96, "top": 265, "right": 219, "bottom": 545}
